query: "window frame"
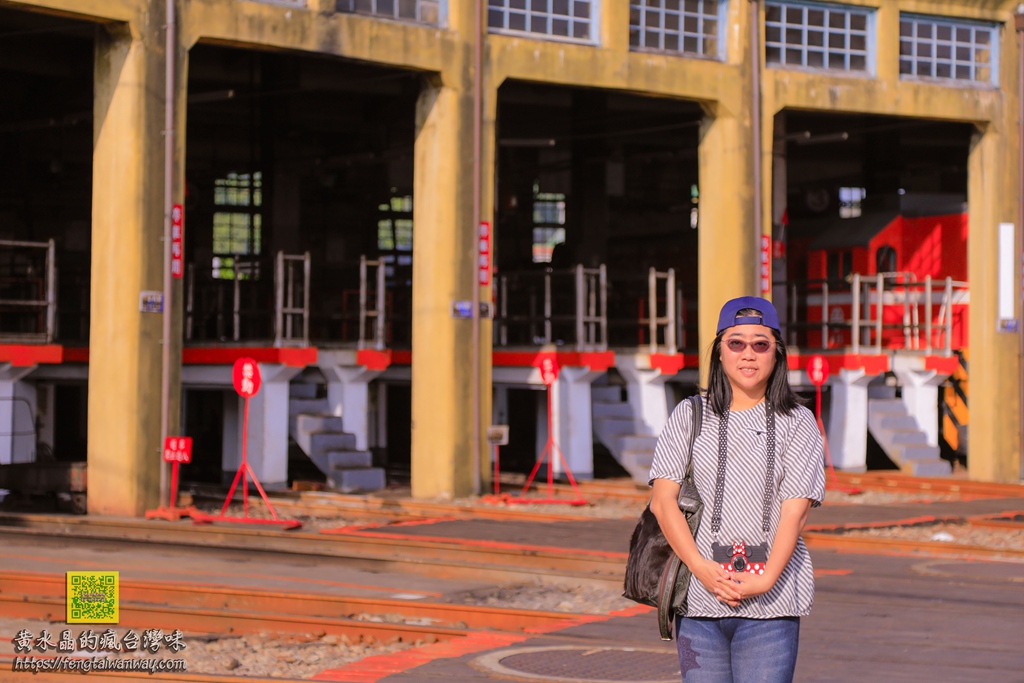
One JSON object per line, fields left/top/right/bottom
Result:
{"left": 898, "top": 13, "right": 1000, "bottom": 88}
{"left": 764, "top": 0, "right": 876, "bottom": 77}
{"left": 487, "top": 0, "right": 600, "bottom": 46}
{"left": 628, "top": 0, "right": 727, "bottom": 61}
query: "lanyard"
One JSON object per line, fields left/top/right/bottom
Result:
{"left": 709, "top": 402, "right": 777, "bottom": 541}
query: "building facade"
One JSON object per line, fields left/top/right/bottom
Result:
{"left": 0, "top": 0, "right": 1020, "bottom": 515}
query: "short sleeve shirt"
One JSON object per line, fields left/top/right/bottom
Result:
{"left": 648, "top": 398, "right": 826, "bottom": 619}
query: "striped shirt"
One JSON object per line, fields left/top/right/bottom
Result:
{"left": 648, "top": 398, "right": 826, "bottom": 619}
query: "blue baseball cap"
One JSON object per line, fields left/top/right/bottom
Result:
{"left": 716, "top": 296, "right": 781, "bottom": 335}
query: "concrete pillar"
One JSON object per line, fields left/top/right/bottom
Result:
{"left": 323, "top": 365, "right": 383, "bottom": 451}
{"left": 88, "top": 24, "right": 170, "bottom": 515}
{"left": 548, "top": 366, "right": 602, "bottom": 480}
{"left": 410, "top": 78, "right": 476, "bottom": 498}
{"left": 698, "top": 112, "right": 755, "bottom": 381}
{"left": 826, "top": 368, "right": 873, "bottom": 471}
{"left": 616, "top": 357, "right": 672, "bottom": 437}
{"left": 0, "top": 365, "right": 35, "bottom": 465}
{"left": 222, "top": 390, "right": 240, "bottom": 477}
{"left": 967, "top": 127, "right": 1020, "bottom": 482}
{"left": 225, "top": 363, "right": 303, "bottom": 489}
{"left": 893, "top": 369, "right": 945, "bottom": 447}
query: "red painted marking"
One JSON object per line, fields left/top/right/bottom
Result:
{"left": 63, "top": 347, "right": 89, "bottom": 362}
{"left": 319, "top": 516, "right": 456, "bottom": 534}
{"left": 312, "top": 599, "right": 656, "bottom": 681}
{"left": 182, "top": 346, "right": 317, "bottom": 367}
{"left": 0, "top": 344, "right": 64, "bottom": 366}
{"left": 814, "top": 569, "right": 853, "bottom": 576}
{"left": 650, "top": 353, "right": 684, "bottom": 375}
{"left": 356, "top": 348, "right": 392, "bottom": 371}
{"left": 923, "top": 355, "right": 959, "bottom": 375}
{"left": 320, "top": 528, "right": 628, "bottom": 559}
{"left": 788, "top": 353, "right": 889, "bottom": 375}
{"left": 492, "top": 350, "right": 616, "bottom": 372}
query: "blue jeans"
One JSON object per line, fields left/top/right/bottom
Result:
{"left": 675, "top": 616, "right": 800, "bottom": 683}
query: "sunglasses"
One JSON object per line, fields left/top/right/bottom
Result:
{"left": 724, "top": 339, "right": 774, "bottom": 354}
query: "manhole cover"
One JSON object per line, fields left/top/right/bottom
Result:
{"left": 474, "top": 645, "right": 680, "bottom": 683}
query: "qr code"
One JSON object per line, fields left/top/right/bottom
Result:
{"left": 66, "top": 572, "right": 119, "bottom": 624}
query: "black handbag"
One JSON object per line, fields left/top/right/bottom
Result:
{"left": 622, "top": 394, "right": 704, "bottom": 641}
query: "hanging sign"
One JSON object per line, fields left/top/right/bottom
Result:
{"left": 479, "top": 221, "right": 491, "bottom": 286}
{"left": 760, "top": 235, "right": 771, "bottom": 295}
{"left": 537, "top": 354, "right": 559, "bottom": 386}
{"left": 171, "top": 204, "right": 184, "bottom": 279}
{"left": 807, "top": 355, "right": 830, "bottom": 386}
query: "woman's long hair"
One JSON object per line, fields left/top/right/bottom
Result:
{"left": 706, "top": 309, "right": 802, "bottom": 417}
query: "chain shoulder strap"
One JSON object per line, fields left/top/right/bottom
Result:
{"left": 710, "top": 402, "right": 777, "bottom": 539}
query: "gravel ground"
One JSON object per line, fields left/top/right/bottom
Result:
{"left": 822, "top": 488, "right": 965, "bottom": 505}
{"left": 833, "top": 521, "right": 1024, "bottom": 550}
{"left": 443, "top": 582, "right": 635, "bottom": 615}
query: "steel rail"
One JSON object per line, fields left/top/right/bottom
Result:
{"left": 0, "top": 515, "right": 626, "bottom": 585}
{"left": 0, "top": 660, "right": 292, "bottom": 683}
{"left": 0, "top": 594, "right": 471, "bottom": 642}
{"left": 0, "top": 571, "right": 590, "bottom": 633}
{"left": 803, "top": 532, "right": 1024, "bottom": 560}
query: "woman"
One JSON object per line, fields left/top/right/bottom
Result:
{"left": 649, "top": 296, "right": 825, "bottom": 683}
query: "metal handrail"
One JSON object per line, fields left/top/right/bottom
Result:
{"left": 789, "top": 274, "right": 968, "bottom": 355}
{"left": 0, "top": 239, "right": 56, "bottom": 343}
{"left": 638, "top": 267, "right": 677, "bottom": 354}
{"left": 358, "top": 255, "right": 387, "bottom": 351}
{"left": 275, "top": 251, "right": 310, "bottom": 348}
{"left": 496, "top": 264, "right": 607, "bottom": 350}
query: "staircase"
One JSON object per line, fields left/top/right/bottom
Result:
{"left": 591, "top": 383, "right": 657, "bottom": 484}
{"left": 288, "top": 384, "right": 386, "bottom": 493}
{"left": 867, "top": 396, "right": 952, "bottom": 476}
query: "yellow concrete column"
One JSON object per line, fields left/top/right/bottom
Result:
{"left": 88, "top": 23, "right": 168, "bottom": 515}
{"left": 478, "top": 73, "right": 499, "bottom": 491}
{"left": 697, "top": 110, "right": 755, "bottom": 376}
{"left": 410, "top": 78, "right": 476, "bottom": 498}
{"left": 601, "top": 0, "right": 630, "bottom": 52}
{"left": 967, "top": 125, "right": 1021, "bottom": 482}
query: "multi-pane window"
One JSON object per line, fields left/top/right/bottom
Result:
{"left": 630, "top": 0, "right": 723, "bottom": 58}
{"left": 765, "top": 1, "right": 872, "bottom": 73}
{"left": 488, "top": 0, "right": 595, "bottom": 44}
{"left": 212, "top": 172, "right": 263, "bottom": 280}
{"left": 532, "top": 188, "right": 566, "bottom": 263}
{"left": 337, "top": 0, "right": 441, "bottom": 25}
{"left": 899, "top": 15, "right": 998, "bottom": 86}
{"left": 378, "top": 194, "right": 414, "bottom": 277}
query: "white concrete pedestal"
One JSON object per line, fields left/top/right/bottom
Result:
{"left": 322, "top": 365, "right": 383, "bottom": 451}
{"left": 893, "top": 368, "right": 946, "bottom": 447}
{"left": 826, "top": 368, "right": 874, "bottom": 471}
{"left": 0, "top": 364, "right": 36, "bottom": 465}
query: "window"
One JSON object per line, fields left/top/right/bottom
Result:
{"left": 337, "top": 0, "right": 441, "bottom": 25}
{"left": 378, "top": 194, "right": 414, "bottom": 277}
{"left": 839, "top": 186, "right": 865, "bottom": 218}
{"left": 899, "top": 14, "right": 998, "bottom": 86}
{"left": 765, "top": 1, "right": 873, "bottom": 73}
{"left": 488, "top": 0, "right": 595, "bottom": 44}
{"left": 212, "top": 172, "right": 262, "bottom": 280}
{"left": 630, "top": 0, "right": 723, "bottom": 58}
{"left": 532, "top": 187, "right": 566, "bottom": 264}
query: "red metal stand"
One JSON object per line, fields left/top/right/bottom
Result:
{"left": 509, "top": 380, "right": 587, "bottom": 506}
{"left": 145, "top": 460, "right": 197, "bottom": 521}
{"left": 191, "top": 359, "right": 302, "bottom": 529}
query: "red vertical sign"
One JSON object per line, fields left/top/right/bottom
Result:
{"left": 171, "top": 204, "right": 184, "bottom": 279}
{"left": 760, "top": 234, "right": 771, "bottom": 295}
{"left": 479, "top": 221, "right": 491, "bottom": 286}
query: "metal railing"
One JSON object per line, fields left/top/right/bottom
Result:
{"left": 640, "top": 267, "right": 677, "bottom": 354}
{"left": 788, "top": 272, "right": 969, "bottom": 355}
{"left": 275, "top": 252, "right": 310, "bottom": 347}
{"left": 0, "top": 239, "right": 56, "bottom": 344}
{"left": 358, "top": 255, "right": 387, "bottom": 350}
{"left": 496, "top": 264, "right": 607, "bottom": 351}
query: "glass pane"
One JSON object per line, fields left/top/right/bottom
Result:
{"left": 976, "top": 30, "right": 991, "bottom": 46}
{"left": 829, "top": 53, "right": 845, "bottom": 69}
{"left": 850, "top": 54, "right": 866, "bottom": 71}
{"left": 573, "top": 20, "right": 589, "bottom": 38}
{"left": 704, "top": 18, "right": 717, "bottom": 38}
{"left": 899, "top": 39, "right": 912, "bottom": 56}
{"left": 899, "top": 58, "right": 913, "bottom": 75}
{"left": 766, "top": 4, "right": 781, "bottom": 23}
{"left": 645, "top": 11, "right": 659, "bottom": 27}
{"left": 766, "top": 25, "right": 781, "bottom": 43}
{"left": 807, "top": 29, "right": 823, "bottom": 47}
{"left": 666, "top": 13, "right": 679, "bottom": 30}
{"left": 936, "top": 24, "right": 952, "bottom": 41}
{"left": 684, "top": 15, "right": 698, "bottom": 32}
{"left": 665, "top": 33, "right": 680, "bottom": 51}
{"left": 786, "top": 28, "right": 802, "bottom": 45}
{"left": 683, "top": 35, "right": 699, "bottom": 52}
{"left": 956, "top": 64, "right": 971, "bottom": 79}
{"left": 786, "top": 48, "right": 803, "bottom": 65}
{"left": 509, "top": 11, "right": 526, "bottom": 30}
{"left": 488, "top": 8, "right": 504, "bottom": 27}
{"left": 936, "top": 62, "right": 952, "bottom": 78}
{"left": 828, "top": 32, "right": 845, "bottom": 49}
{"left": 552, "top": 17, "right": 568, "bottom": 34}
{"left": 530, "top": 14, "right": 547, "bottom": 32}
{"left": 850, "top": 34, "right": 865, "bottom": 51}
{"left": 766, "top": 46, "right": 781, "bottom": 64}
{"left": 807, "top": 50, "right": 824, "bottom": 68}
{"left": 936, "top": 44, "right": 951, "bottom": 60}
{"left": 828, "top": 12, "right": 845, "bottom": 29}
{"left": 916, "top": 23, "right": 932, "bottom": 39}
{"left": 573, "top": 0, "right": 588, "bottom": 17}
{"left": 531, "top": 0, "right": 547, "bottom": 11}
{"left": 899, "top": 20, "right": 912, "bottom": 37}
{"left": 916, "top": 42, "right": 931, "bottom": 58}
{"left": 807, "top": 9, "right": 824, "bottom": 27}
{"left": 976, "top": 67, "right": 990, "bottom": 83}
{"left": 629, "top": 27, "right": 642, "bottom": 46}
{"left": 785, "top": 6, "right": 801, "bottom": 23}
{"left": 956, "top": 27, "right": 970, "bottom": 42}
{"left": 850, "top": 13, "right": 866, "bottom": 31}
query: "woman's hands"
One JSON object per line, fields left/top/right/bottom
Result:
{"left": 693, "top": 558, "right": 743, "bottom": 608}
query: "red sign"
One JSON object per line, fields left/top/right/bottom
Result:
{"left": 760, "top": 235, "right": 771, "bottom": 295}
{"left": 171, "top": 204, "right": 184, "bottom": 279}
{"left": 478, "top": 221, "right": 492, "bottom": 287}
{"left": 807, "top": 355, "right": 830, "bottom": 386}
{"left": 537, "top": 354, "right": 559, "bottom": 386}
{"left": 772, "top": 239, "right": 786, "bottom": 260}
{"left": 232, "top": 357, "right": 262, "bottom": 398}
{"left": 163, "top": 436, "right": 193, "bottom": 464}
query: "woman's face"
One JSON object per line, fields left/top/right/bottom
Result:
{"left": 720, "top": 324, "right": 777, "bottom": 399}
